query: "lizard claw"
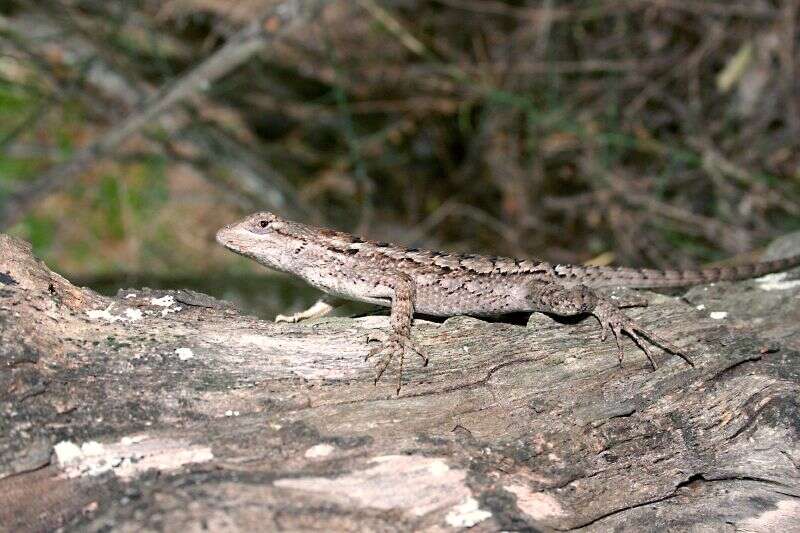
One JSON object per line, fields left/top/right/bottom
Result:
{"left": 365, "top": 331, "right": 387, "bottom": 361}
{"left": 594, "top": 300, "right": 694, "bottom": 369}
{"left": 366, "top": 330, "right": 386, "bottom": 344}
{"left": 600, "top": 320, "right": 609, "bottom": 342}
{"left": 365, "top": 332, "right": 429, "bottom": 393}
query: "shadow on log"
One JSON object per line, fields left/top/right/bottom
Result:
{"left": 1, "top": 233, "right": 799, "bottom": 531}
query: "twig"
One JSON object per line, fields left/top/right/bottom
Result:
{"left": 433, "top": 0, "right": 638, "bottom": 21}
{"left": 640, "top": 0, "right": 778, "bottom": 19}
{"left": 31, "top": 4, "right": 311, "bottom": 218}
{"left": 171, "top": 121, "right": 312, "bottom": 219}
{"left": 0, "top": 0, "right": 326, "bottom": 229}
{"left": 606, "top": 173, "right": 755, "bottom": 253}
{"left": 405, "top": 200, "right": 518, "bottom": 249}
{"left": 356, "top": 0, "right": 428, "bottom": 58}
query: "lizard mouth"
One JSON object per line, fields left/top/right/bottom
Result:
{"left": 215, "top": 224, "right": 246, "bottom": 252}
{"left": 215, "top": 224, "right": 266, "bottom": 261}
{"left": 215, "top": 225, "right": 233, "bottom": 244}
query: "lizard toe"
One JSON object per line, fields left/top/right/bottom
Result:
{"left": 366, "top": 343, "right": 384, "bottom": 362}
{"left": 610, "top": 322, "right": 625, "bottom": 364}
{"left": 632, "top": 324, "right": 695, "bottom": 368}
{"left": 369, "top": 335, "right": 404, "bottom": 386}
{"left": 594, "top": 300, "right": 694, "bottom": 370}
{"left": 367, "top": 333, "right": 429, "bottom": 392}
{"left": 623, "top": 326, "right": 658, "bottom": 369}
{"left": 599, "top": 319, "right": 610, "bottom": 343}
{"left": 397, "top": 335, "right": 430, "bottom": 366}
{"left": 373, "top": 345, "right": 397, "bottom": 385}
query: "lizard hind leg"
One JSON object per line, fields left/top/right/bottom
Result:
{"left": 593, "top": 299, "right": 694, "bottom": 369}
{"left": 526, "top": 282, "right": 693, "bottom": 370}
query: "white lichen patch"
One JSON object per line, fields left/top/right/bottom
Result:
{"left": 175, "top": 347, "right": 194, "bottom": 361}
{"left": 54, "top": 435, "right": 213, "bottom": 480}
{"left": 504, "top": 484, "right": 565, "bottom": 521}
{"left": 444, "top": 497, "right": 492, "bottom": 528}
{"left": 710, "top": 311, "right": 729, "bottom": 320}
{"left": 161, "top": 305, "right": 182, "bottom": 317}
{"left": 696, "top": 304, "right": 706, "bottom": 311}
{"left": 124, "top": 293, "right": 137, "bottom": 299}
{"left": 120, "top": 435, "right": 148, "bottom": 446}
{"left": 86, "top": 304, "right": 149, "bottom": 323}
{"left": 53, "top": 440, "right": 83, "bottom": 464}
{"left": 274, "top": 455, "right": 486, "bottom": 521}
{"left": 756, "top": 272, "right": 800, "bottom": 291}
{"left": 150, "top": 295, "right": 176, "bottom": 307}
{"left": 124, "top": 308, "right": 143, "bottom": 321}
{"left": 147, "top": 295, "right": 184, "bottom": 317}
{"left": 86, "top": 304, "right": 125, "bottom": 323}
{"left": 304, "top": 443, "right": 335, "bottom": 459}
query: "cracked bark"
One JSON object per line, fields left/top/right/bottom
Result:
{"left": 1, "top": 232, "right": 800, "bottom": 531}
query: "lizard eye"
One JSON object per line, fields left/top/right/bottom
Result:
{"left": 259, "top": 220, "right": 269, "bottom": 228}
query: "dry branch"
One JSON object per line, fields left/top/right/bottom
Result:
{"left": 0, "top": 0, "right": 326, "bottom": 229}
{"left": 2, "top": 231, "right": 799, "bottom": 530}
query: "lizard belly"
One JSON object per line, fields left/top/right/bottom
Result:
{"left": 301, "top": 267, "right": 393, "bottom": 307}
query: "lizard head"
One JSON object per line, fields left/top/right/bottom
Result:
{"left": 215, "top": 212, "right": 299, "bottom": 272}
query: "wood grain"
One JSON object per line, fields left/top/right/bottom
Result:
{"left": 1, "top": 233, "right": 799, "bottom": 531}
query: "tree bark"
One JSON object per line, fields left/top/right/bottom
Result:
{"left": 1, "top": 233, "right": 799, "bottom": 531}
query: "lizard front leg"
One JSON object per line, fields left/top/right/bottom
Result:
{"left": 364, "top": 272, "right": 429, "bottom": 393}
{"left": 526, "top": 282, "right": 694, "bottom": 369}
{"left": 275, "top": 296, "right": 341, "bottom": 323}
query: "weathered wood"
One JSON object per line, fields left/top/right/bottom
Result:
{"left": 1, "top": 233, "right": 799, "bottom": 531}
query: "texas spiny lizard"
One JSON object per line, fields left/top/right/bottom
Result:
{"left": 217, "top": 212, "right": 800, "bottom": 392}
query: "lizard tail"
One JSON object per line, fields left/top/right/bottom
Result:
{"left": 555, "top": 254, "right": 800, "bottom": 289}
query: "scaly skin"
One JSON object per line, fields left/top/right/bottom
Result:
{"left": 217, "top": 212, "right": 800, "bottom": 393}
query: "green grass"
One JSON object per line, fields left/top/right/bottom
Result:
{"left": 20, "top": 214, "right": 57, "bottom": 255}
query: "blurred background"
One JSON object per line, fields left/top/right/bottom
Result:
{"left": 1, "top": 0, "right": 799, "bottom": 317}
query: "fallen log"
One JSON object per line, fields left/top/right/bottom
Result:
{"left": 1, "top": 232, "right": 799, "bottom": 531}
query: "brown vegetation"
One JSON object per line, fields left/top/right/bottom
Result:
{"left": 1, "top": 0, "right": 799, "bottom": 277}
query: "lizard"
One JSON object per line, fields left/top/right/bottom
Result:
{"left": 216, "top": 212, "right": 800, "bottom": 393}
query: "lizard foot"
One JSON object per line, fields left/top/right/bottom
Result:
{"left": 275, "top": 299, "right": 336, "bottom": 324}
{"left": 275, "top": 313, "right": 299, "bottom": 324}
{"left": 593, "top": 300, "right": 694, "bottom": 369}
{"left": 365, "top": 332, "right": 429, "bottom": 394}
